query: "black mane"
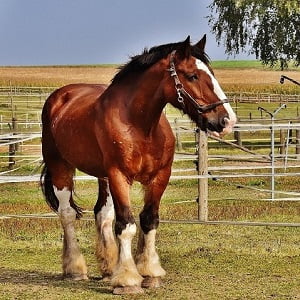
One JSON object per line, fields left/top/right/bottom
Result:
{"left": 111, "top": 40, "right": 184, "bottom": 84}
{"left": 111, "top": 39, "right": 211, "bottom": 85}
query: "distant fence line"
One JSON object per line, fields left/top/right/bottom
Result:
{"left": 1, "top": 86, "right": 300, "bottom": 102}
{"left": 226, "top": 92, "right": 300, "bottom": 103}
{"left": 0, "top": 86, "right": 55, "bottom": 95}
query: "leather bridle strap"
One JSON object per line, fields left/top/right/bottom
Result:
{"left": 168, "top": 50, "right": 228, "bottom": 114}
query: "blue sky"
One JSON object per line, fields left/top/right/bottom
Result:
{"left": 0, "top": 0, "right": 254, "bottom": 65}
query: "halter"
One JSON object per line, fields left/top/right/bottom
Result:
{"left": 168, "top": 50, "right": 228, "bottom": 114}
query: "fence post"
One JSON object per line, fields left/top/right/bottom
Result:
{"left": 8, "top": 143, "right": 15, "bottom": 169}
{"left": 279, "top": 130, "right": 285, "bottom": 155}
{"left": 12, "top": 117, "right": 19, "bottom": 151}
{"left": 296, "top": 129, "right": 300, "bottom": 157}
{"left": 234, "top": 129, "right": 242, "bottom": 146}
{"left": 197, "top": 129, "right": 208, "bottom": 221}
{"left": 174, "top": 118, "right": 183, "bottom": 151}
{"left": 8, "top": 117, "right": 18, "bottom": 169}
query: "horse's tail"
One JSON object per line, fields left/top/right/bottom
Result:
{"left": 40, "top": 165, "right": 59, "bottom": 214}
{"left": 40, "top": 165, "right": 83, "bottom": 219}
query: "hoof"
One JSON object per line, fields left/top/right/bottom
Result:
{"left": 113, "top": 286, "right": 144, "bottom": 295}
{"left": 142, "top": 276, "right": 162, "bottom": 289}
{"left": 64, "top": 273, "right": 88, "bottom": 281}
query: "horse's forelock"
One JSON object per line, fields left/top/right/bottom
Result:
{"left": 191, "top": 46, "right": 210, "bottom": 65}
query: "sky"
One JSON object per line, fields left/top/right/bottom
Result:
{"left": 0, "top": 0, "right": 254, "bottom": 66}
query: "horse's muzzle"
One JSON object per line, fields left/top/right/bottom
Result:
{"left": 207, "top": 115, "right": 236, "bottom": 137}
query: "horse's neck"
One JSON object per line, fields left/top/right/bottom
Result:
{"left": 116, "top": 72, "right": 166, "bottom": 135}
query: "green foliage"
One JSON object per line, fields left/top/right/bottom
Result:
{"left": 208, "top": 0, "right": 300, "bottom": 69}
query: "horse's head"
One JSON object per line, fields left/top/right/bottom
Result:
{"left": 164, "top": 36, "right": 236, "bottom": 137}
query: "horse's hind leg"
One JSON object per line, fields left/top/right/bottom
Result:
{"left": 135, "top": 170, "right": 169, "bottom": 288}
{"left": 44, "top": 162, "right": 88, "bottom": 280}
{"left": 94, "top": 178, "right": 118, "bottom": 279}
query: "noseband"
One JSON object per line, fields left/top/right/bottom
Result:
{"left": 168, "top": 51, "right": 228, "bottom": 114}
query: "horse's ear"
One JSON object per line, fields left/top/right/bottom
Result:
{"left": 177, "top": 36, "right": 191, "bottom": 59}
{"left": 194, "top": 34, "right": 206, "bottom": 52}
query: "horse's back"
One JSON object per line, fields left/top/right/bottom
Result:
{"left": 42, "top": 83, "right": 107, "bottom": 176}
{"left": 43, "top": 83, "right": 107, "bottom": 119}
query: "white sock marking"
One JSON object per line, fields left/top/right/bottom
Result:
{"left": 136, "top": 229, "right": 166, "bottom": 277}
{"left": 111, "top": 222, "right": 143, "bottom": 287}
{"left": 119, "top": 223, "right": 136, "bottom": 260}
{"left": 53, "top": 186, "right": 71, "bottom": 213}
{"left": 97, "top": 186, "right": 115, "bottom": 224}
{"left": 53, "top": 185, "right": 87, "bottom": 277}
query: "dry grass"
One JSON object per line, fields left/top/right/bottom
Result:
{"left": 0, "top": 65, "right": 299, "bottom": 94}
{"left": 214, "top": 69, "right": 299, "bottom": 85}
{"left": 0, "top": 66, "right": 117, "bottom": 87}
{"left": 214, "top": 69, "right": 300, "bottom": 94}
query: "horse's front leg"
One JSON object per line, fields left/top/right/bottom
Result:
{"left": 108, "top": 169, "right": 143, "bottom": 294}
{"left": 136, "top": 169, "right": 170, "bottom": 288}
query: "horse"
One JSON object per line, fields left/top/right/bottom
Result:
{"left": 40, "top": 35, "right": 236, "bottom": 294}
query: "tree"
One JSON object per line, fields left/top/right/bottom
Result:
{"left": 207, "top": 0, "right": 300, "bottom": 69}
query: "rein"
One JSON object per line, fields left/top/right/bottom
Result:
{"left": 168, "top": 50, "right": 228, "bottom": 114}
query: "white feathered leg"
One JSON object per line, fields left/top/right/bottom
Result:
{"left": 54, "top": 186, "right": 88, "bottom": 280}
{"left": 95, "top": 185, "right": 118, "bottom": 278}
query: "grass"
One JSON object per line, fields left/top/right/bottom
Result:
{"left": 0, "top": 65, "right": 116, "bottom": 87}
{"left": 0, "top": 206, "right": 299, "bottom": 299}
{"left": 212, "top": 60, "right": 264, "bottom": 69}
{"left": 0, "top": 62, "right": 299, "bottom": 94}
{"left": 0, "top": 145, "right": 299, "bottom": 299}
{"left": 212, "top": 60, "right": 300, "bottom": 71}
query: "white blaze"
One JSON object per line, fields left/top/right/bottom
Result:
{"left": 196, "top": 59, "right": 237, "bottom": 135}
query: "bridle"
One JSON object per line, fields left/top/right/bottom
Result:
{"left": 168, "top": 50, "right": 228, "bottom": 114}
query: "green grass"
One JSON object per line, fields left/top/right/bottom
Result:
{"left": 0, "top": 216, "right": 299, "bottom": 299}
{"left": 0, "top": 168, "right": 299, "bottom": 299}
{"left": 232, "top": 102, "right": 300, "bottom": 120}
{"left": 212, "top": 60, "right": 263, "bottom": 69}
{"left": 212, "top": 60, "right": 300, "bottom": 70}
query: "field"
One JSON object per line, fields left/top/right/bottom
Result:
{"left": 0, "top": 180, "right": 299, "bottom": 299}
{"left": 0, "top": 61, "right": 300, "bottom": 299}
{"left": 0, "top": 61, "right": 299, "bottom": 95}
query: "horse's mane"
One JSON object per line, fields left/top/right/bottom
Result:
{"left": 111, "top": 39, "right": 211, "bottom": 85}
{"left": 111, "top": 40, "right": 185, "bottom": 84}
{"left": 191, "top": 45, "right": 210, "bottom": 65}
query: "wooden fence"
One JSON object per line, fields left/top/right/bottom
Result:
{"left": 1, "top": 86, "right": 300, "bottom": 225}
{"left": 226, "top": 91, "right": 300, "bottom": 103}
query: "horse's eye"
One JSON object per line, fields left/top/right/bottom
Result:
{"left": 187, "top": 74, "right": 198, "bottom": 81}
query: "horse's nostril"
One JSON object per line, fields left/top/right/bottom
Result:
{"left": 219, "top": 116, "right": 227, "bottom": 128}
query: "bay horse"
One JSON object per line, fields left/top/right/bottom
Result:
{"left": 40, "top": 35, "right": 236, "bottom": 294}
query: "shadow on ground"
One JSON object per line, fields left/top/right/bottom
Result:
{"left": 0, "top": 267, "right": 112, "bottom": 294}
